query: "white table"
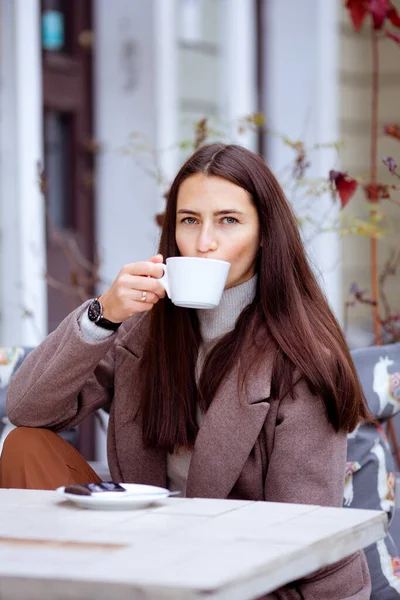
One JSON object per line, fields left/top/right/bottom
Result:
{"left": 0, "top": 489, "right": 387, "bottom": 600}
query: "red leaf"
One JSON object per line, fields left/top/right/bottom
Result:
{"left": 346, "top": 0, "right": 368, "bottom": 30}
{"left": 369, "top": 0, "right": 391, "bottom": 29}
{"left": 388, "top": 4, "right": 400, "bottom": 26}
{"left": 386, "top": 28, "right": 400, "bottom": 44}
{"left": 329, "top": 170, "right": 358, "bottom": 208}
{"left": 384, "top": 123, "right": 400, "bottom": 139}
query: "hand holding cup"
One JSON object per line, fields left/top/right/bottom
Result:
{"left": 98, "top": 254, "right": 166, "bottom": 323}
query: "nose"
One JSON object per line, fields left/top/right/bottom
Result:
{"left": 196, "top": 224, "right": 217, "bottom": 254}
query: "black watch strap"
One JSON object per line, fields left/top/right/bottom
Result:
{"left": 87, "top": 298, "right": 121, "bottom": 331}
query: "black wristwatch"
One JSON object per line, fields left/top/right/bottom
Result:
{"left": 87, "top": 298, "right": 121, "bottom": 331}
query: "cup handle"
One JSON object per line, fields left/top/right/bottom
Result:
{"left": 158, "top": 264, "right": 170, "bottom": 298}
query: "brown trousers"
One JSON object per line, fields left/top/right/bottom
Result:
{"left": 0, "top": 427, "right": 101, "bottom": 490}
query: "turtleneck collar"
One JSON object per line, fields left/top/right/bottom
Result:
{"left": 197, "top": 274, "right": 258, "bottom": 344}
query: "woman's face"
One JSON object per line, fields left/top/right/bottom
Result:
{"left": 175, "top": 173, "right": 260, "bottom": 289}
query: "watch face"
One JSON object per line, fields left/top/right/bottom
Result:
{"left": 88, "top": 299, "right": 101, "bottom": 322}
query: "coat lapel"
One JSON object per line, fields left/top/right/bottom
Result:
{"left": 186, "top": 356, "right": 272, "bottom": 499}
{"left": 116, "top": 314, "right": 273, "bottom": 498}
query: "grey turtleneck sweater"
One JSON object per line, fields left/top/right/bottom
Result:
{"left": 79, "top": 274, "right": 258, "bottom": 495}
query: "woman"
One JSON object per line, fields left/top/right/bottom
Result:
{"left": 1, "top": 143, "right": 371, "bottom": 597}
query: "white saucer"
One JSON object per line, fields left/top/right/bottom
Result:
{"left": 56, "top": 483, "right": 171, "bottom": 510}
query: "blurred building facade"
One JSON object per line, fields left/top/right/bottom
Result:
{"left": 0, "top": 0, "right": 346, "bottom": 346}
{"left": 0, "top": 0, "right": 260, "bottom": 348}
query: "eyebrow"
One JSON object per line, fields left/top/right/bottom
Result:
{"left": 177, "top": 209, "right": 244, "bottom": 216}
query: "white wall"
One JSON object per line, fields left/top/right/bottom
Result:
{"left": 177, "top": 0, "right": 257, "bottom": 154}
{"left": 177, "top": 0, "right": 224, "bottom": 149}
{"left": 221, "top": 0, "right": 257, "bottom": 149}
{"left": 264, "top": 0, "right": 342, "bottom": 322}
{"left": 154, "top": 0, "right": 179, "bottom": 198}
{"left": 0, "top": 0, "right": 47, "bottom": 346}
{"left": 94, "top": 0, "right": 161, "bottom": 296}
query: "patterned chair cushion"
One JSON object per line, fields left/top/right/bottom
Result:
{"left": 346, "top": 343, "right": 400, "bottom": 598}
{"left": 351, "top": 342, "right": 400, "bottom": 421}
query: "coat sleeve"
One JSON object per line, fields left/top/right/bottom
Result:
{"left": 264, "top": 378, "right": 371, "bottom": 599}
{"left": 7, "top": 302, "right": 131, "bottom": 432}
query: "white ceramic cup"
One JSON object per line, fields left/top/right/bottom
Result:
{"left": 158, "top": 257, "right": 231, "bottom": 309}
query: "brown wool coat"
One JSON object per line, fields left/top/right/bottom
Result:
{"left": 7, "top": 302, "right": 371, "bottom": 599}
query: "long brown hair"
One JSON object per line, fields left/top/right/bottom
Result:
{"left": 139, "top": 143, "right": 371, "bottom": 451}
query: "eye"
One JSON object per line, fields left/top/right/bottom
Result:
{"left": 182, "top": 217, "right": 198, "bottom": 225}
{"left": 222, "top": 216, "right": 238, "bottom": 224}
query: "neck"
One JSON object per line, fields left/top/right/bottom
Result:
{"left": 197, "top": 274, "right": 258, "bottom": 343}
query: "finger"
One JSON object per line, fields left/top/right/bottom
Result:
{"left": 127, "top": 275, "right": 166, "bottom": 297}
{"left": 122, "top": 261, "right": 164, "bottom": 279}
{"left": 133, "top": 290, "right": 160, "bottom": 304}
{"left": 149, "top": 254, "right": 163, "bottom": 263}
